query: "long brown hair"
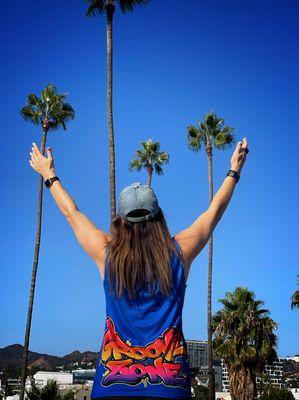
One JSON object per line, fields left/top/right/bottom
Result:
{"left": 107, "top": 208, "right": 183, "bottom": 300}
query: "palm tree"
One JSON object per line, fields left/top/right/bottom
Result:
{"left": 291, "top": 275, "right": 299, "bottom": 309}
{"left": 187, "top": 111, "right": 235, "bottom": 400}
{"left": 211, "top": 287, "right": 278, "bottom": 400}
{"left": 291, "top": 291, "right": 299, "bottom": 309}
{"left": 26, "top": 379, "right": 75, "bottom": 400}
{"left": 19, "top": 84, "right": 74, "bottom": 400}
{"left": 129, "top": 139, "right": 169, "bottom": 187}
{"left": 85, "top": 0, "right": 150, "bottom": 221}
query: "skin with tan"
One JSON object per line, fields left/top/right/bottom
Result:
{"left": 29, "top": 138, "right": 248, "bottom": 280}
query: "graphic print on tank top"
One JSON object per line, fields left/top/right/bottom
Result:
{"left": 99, "top": 315, "right": 189, "bottom": 388}
{"left": 91, "top": 237, "right": 191, "bottom": 399}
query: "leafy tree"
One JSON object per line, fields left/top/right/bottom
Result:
{"left": 26, "top": 379, "right": 76, "bottom": 400}
{"left": 193, "top": 384, "right": 209, "bottom": 400}
{"left": 256, "top": 372, "right": 272, "bottom": 397}
{"left": 211, "top": 287, "right": 278, "bottom": 400}
{"left": 129, "top": 139, "right": 169, "bottom": 187}
{"left": 259, "top": 385, "right": 295, "bottom": 400}
{"left": 19, "top": 84, "right": 74, "bottom": 400}
{"left": 187, "top": 111, "right": 235, "bottom": 400}
{"left": 85, "top": 0, "right": 150, "bottom": 220}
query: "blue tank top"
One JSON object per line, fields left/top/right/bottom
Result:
{"left": 90, "top": 237, "right": 192, "bottom": 399}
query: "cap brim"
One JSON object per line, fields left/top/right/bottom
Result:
{"left": 123, "top": 208, "right": 160, "bottom": 223}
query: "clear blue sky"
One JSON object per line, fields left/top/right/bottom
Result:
{"left": 1, "top": 0, "right": 298, "bottom": 358}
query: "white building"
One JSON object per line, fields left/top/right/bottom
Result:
{"left": 221, "top": 360, "right": 230, "bottom": 392}
{"left": 290, "top": 388, "right": 299, "bottom": 400}
{"left": 72, "top": 369, "right": 96, "bottom": 384}
{"left": 215, "top": 393, "right": 231, "bottom": 400}
{"left": 221, "top": 358, "right": 284, "bottom": 393}
{"left": 285, "top": 356, "right": 299, "bottom": 363}
{"left": 256, "top": 358, "right": 283, "bottom": 388}
{"left": 33, "top": 371, "right": 73, "bottom": 388}
{"left": 186, "top": 339, "right": 208, "bottom": 368}
{"left": 6, "top": 396, "right": 20, "bottom": 400}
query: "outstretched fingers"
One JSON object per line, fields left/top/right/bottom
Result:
{"left": 240, "top": 137, "right": 249, "bottom": 156}
{"left": 32, "top": 142, "right": 42, "bottom": 157}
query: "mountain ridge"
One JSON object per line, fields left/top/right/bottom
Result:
{"left": 0, "top": 344, "right": 98, "bottom": 370}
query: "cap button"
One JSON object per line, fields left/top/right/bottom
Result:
{"left": 133, "top": 184, "right": 139, "bottom": 189}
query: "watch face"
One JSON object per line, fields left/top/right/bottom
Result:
{"left": 227, "top": 171, "right": 238, "bottom": 182}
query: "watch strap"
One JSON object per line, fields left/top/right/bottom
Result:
{"left": 44, "top": 176, "right": 60, "bottom": 188}
{"left": 226, "top": 169, "right": 240, "bottom": 183}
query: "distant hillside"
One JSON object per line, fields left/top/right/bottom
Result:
{"left": 0, "top": 344, "right": 98, "bottom": 370}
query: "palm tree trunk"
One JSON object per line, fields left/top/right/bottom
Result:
{"left": 147, "top": 165, "right": 153, "bottom": 187}
{"left": 206, "top": 141, "right": 215, "bottom": 400}
{"left": 19, "top": 128, "right": 48, "bottom": 400}
{"left": 106, "top": 1, "right": 116, "bottom": 221}
{"left": 228, "top": 365, "right": 257, "bottom": 400}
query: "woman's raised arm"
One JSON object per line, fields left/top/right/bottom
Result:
{"left": 175, "top": 137, "right": 249, "bottom": 268}
{"left": 29, "top": 143, "right": 110, "bottom": 279}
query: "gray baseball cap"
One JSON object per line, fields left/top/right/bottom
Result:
{"left": 117, "top": 182, "right": 160, "bottom": 222}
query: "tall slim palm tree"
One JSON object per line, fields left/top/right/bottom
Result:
{"left": 211, "top": 287, "right": 278, "bottom": 400}
{"left": 85, "top": 0, "right": 150, "bottom": 221}
{"left": 19, "top": 84, "right": 75, "bottom": 400}
{"left": 187, "top": 111, "right": 235, "bottom": 400}
{"left": 291, "top": 275, "right": 299, "bottom": 310}
{"left": 129, "top": 139, "right": 169, "bottom": 187}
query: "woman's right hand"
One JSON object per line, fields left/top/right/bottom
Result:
{"left": 230, "top": 137, "right": 249, "bottom": 173}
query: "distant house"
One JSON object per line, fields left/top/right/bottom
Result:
{"left": 33, "top": 371, "right": 73, "bottom": 388}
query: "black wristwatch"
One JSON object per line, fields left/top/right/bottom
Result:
{"left": 226, "top": 169, "right": 240, "bottom": 183}
{"left": 44, "top": 176, "right": 60, "bottom": 188}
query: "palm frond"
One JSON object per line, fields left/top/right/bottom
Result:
{"left": 187, "top": 125, "right": 202, "bottom": 152}
{"left": 187, "top": 125, "right": 199, "bottom": 138}
{"left": 47, "top": 90, "right": 74, "bottom": 129}
{"left": 156, "top": 151, "right": 169, "bottom": 164}
{"left": 27, "top": 94, "right": 40, "bottom": 106}
{"left": 129, "top": 158, "right": 143, "bottom": 171}
{"left": 152, "top": 140, "right": 160, "bottom": 153}
{"left": 214, "top": 127, "right": 235, "bottom": 150}
{"left": 141, "top": 140, "right": 149, "bottom": 151}
{"left": 20, "top": 105, "right": 40, "bottom": 125}
{"left": 61, "top": 102, "right": 75, "bottom": 120}
{"left": 154, "top": 163, "right": 163, "bottom": 175}
{"left": 216, "top": 118, "right": 224, "bottom": 129}
{"left": 188, "top": 138, "right": 201, "bottom": 152}
{"left": 118, "top": 0, "right": 150, "bottom": 14}
{"left": 199, "top": 121, "right": 206, "bottom": 132}
{"left": 136, "top": 149, "right": 147, "bottom": 161}
{"left": 41, "top": 83, "right": 58, "bottom": 103}
{"left": 205, "top": 111, "right": 218, "bottom": 128}
{"left": 85, "top": 0, "right": 105, "bottom": 17}
{"left": 291, "top": 289, "right": 299, "bottom": 309}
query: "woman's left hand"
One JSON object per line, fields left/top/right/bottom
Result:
{"left": 29, "top": 142, "right": 56, "bottom": 179}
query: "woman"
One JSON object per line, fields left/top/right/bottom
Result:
{"left": 29, "top": 138, "right": 249, "bottom": 400}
